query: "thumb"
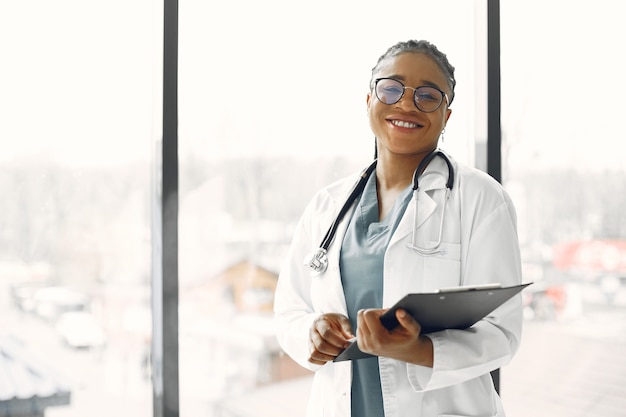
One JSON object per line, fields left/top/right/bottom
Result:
{"left": 396, "top": 309, "right": 421, "bottom": 336}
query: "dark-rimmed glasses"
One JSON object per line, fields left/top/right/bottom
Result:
{"left": 373, "top": 78, "right": 449, "bottom": 113}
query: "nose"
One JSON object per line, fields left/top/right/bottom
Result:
{"left": 396, "top": 86, "right": 417, "bottom": 110}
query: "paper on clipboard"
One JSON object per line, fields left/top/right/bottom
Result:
{"left": 334, "top": 282, "right": 531, "bottom": 362}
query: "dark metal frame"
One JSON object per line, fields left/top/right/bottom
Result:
{"left": 151, "top": 0, "right": 502, "bottom": 413}
{"left": 152, "top": 1, "right": 179, "bottom": 416}
{"left": 487, "top": 0, "right": 502, "bottom": 394}
{"left": 487, "top": 0, "right": 502, "bottom": 184}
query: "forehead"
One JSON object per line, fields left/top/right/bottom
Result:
{"left": 376, "top": 52, "right": 448, "bottom": 89}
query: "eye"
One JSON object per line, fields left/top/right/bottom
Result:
{"left": 382, "top": 85, "right": 403, "bottom": 95}
{"left": 376, "top": 79, "right": 405, "bottom": 104}
{"left": 416, "top": 87, "right": 441, "bottom": 103}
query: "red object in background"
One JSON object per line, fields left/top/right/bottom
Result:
{"left": 544, "top": 286, "right": 567, "bottom": 310}
{"left": 553, "top": 240, "right": 626, "bottom": 273}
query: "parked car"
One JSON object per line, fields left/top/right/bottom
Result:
{"left": 32, "top": 286, "right": 90, "bottom": 321}
{"left": 55, "top": 311, "right": 106, "bottom": 349}
{"left": 522, "top": 281, "right": 568, "bottom": 321}
{"left": 10, "top": 281, "right": 51, "bottom": 313}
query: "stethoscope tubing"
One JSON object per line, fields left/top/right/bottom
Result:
{"left": 413, "top": 149, "right": 454, "bottom": 191}
{"left": 305, "top": 149, "right": 454, "bottom": 274}
{"left": 318, "top": 160, "right": 377, "bottom": 252}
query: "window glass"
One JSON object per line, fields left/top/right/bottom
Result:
{"left": 6, "top": 2, "right": 618, "bottom": 416}
{"left": 0, "top": 1, "right": 155, "bottom": 416}
{"left": 501, "top": 2, "right": 626, "bottom": 416}
{"left": 178, "top": 1, "right": 479, "bottom": 415}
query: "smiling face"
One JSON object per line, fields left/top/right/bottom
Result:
{"left": 367, "top": 52, "right": 452, "bottom": 160}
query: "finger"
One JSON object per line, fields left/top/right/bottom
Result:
{"left": 356, "top": 309, "right": 369, "bottom": 337}
{"left": 308, "top": 349, "right": 338, "bottom": 365}
{"left": 314, "top": 316, "right": 353, "bottom": 350}
{"left": 357, "top": 309, "right": 389, "bottom": 353}
{"left": 395, "top": 309, "right": 421, "bottom": 336}
{"left": 314, "top": 334, "right": 348, "bottom": 357}
{"left": 308, "top": 357, "right": 327, "bottom": 365}
{"left": 338, "top": 315, "right": 355, "bottom": 339}
{"left": 357, "top": 308, "right": 382, "bottom": 340}
{"left": 311, "top": 333, "right": 349, "bottom": 362}
{"left": 361, "top": 308, "right": 386, "bottom": 329}
{"left": 308, "top": 331, "right": 345, "bottom": 365}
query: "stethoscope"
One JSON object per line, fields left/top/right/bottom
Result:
{"left": 304, "top": 149, "right": 455, "bottom": 275}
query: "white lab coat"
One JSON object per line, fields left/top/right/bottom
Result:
{"left": 274, "top": 153, "right": 523, "bottom": 417}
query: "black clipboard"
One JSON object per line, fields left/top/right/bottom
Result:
{"left": 334, "top": 282, "right": 531, "bottom": 362}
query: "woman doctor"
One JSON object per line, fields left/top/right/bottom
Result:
{"left": 273, "top": 40, "right": 523, "bottom": 417}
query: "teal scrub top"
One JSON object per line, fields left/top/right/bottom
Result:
{"left": 340, "top": 170, "right": 412, "bottom": 417}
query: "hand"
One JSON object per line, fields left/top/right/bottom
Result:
{"left": 308, "top": 313, "right": 354, "bottom": 365}
{"left": 356, "top": 308, "right": 433, "bottom": 367}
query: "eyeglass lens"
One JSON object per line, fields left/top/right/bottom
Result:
{"left": 375, "top": 78, "right": 444, "bottom": 113}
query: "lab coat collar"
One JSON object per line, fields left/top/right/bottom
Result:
{"left": 413, "top": 152, "right": 451, "bottom": 192}
{"left": 390, "top": 154, "right": 453, "bottom": 245}
{"left": 319, "top": 153, "right": 454, "bottom": 258}
{"left": 390, "top": 189, "right": 436, "bottom": 246}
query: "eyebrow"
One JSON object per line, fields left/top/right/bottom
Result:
{"left": 385, "top": 74, "right": 445, "bottom": 91}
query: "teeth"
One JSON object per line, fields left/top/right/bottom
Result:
{"left": 391, "top": 120, "right": 419, "bottom": 128}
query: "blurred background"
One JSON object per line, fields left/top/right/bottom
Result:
{"left": 1, "top": 0, "right": 624, "bottom": 416}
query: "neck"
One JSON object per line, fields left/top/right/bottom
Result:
{"left": 376, "top": 163, "right": 412, "bottom": 192}
{"left": 375, "top": 151, "right": 435, "bottom": 192}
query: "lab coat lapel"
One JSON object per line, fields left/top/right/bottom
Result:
{"left": 390, "top": 158, "right": 448, "bottom": 245}
{"left": 391, "top": 189, "right": 437, "bottom": 245}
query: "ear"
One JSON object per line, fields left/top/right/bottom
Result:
{"left": 444, "top": 108, "right": 452, "bottom": 124}
{"left": 366, "top": 92, "right": 372, "bottom": 113}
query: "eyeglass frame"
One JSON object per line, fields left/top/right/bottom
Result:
{"left": 372, "top": 77, "right": 450, "bottom": 113}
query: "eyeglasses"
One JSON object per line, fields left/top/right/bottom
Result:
{"left": 373, "top": 78, "right": 449, "bottom": 113}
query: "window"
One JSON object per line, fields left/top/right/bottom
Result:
{"left": 177, "top": 1, "right": 480, "bottom": 415}
{"left": 501, "top": 1, "right": 626, "bottom": 416}
{"left": 1, "top": 1, "right": 155, "bottom": 416}
{"left": 5, "top": 2, "right": 620, "bottom": 417}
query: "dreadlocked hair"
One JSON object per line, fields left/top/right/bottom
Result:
{"left": 370, "top": 39, "right": 456, "bottom": 105}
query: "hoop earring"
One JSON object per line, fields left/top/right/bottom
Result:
{"left": 440, "top": 128, "right": 446, "bottom": 143}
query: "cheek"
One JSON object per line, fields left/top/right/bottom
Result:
{"left": 431, "top": 110, "right": 449, "bottom": 132}
{"left": 368, "top": 101, "right": 387, "bottom": 128}
{"left": 369, "top": 111, "right": 387, "bottom": 137}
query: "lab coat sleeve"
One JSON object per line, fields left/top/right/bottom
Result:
{"left": 273, "top": 197, "right": 324, "bottom": 372}
{"left": 408, "top": 191, "right": 523, "bottom": 392}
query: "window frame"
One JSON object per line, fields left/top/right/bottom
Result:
{"left": 151, "top": 0, "right": 503, "bottom": 414}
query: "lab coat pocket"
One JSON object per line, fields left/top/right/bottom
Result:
{"left": 423, "top": 242, "right": 461, "bottom": 290}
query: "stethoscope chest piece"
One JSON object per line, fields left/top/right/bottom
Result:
{"left": 304, "top": 160, "right": 378, "bottom": 276}
{"left": 304, "top": 247, "right": 329, "bottom": 275}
